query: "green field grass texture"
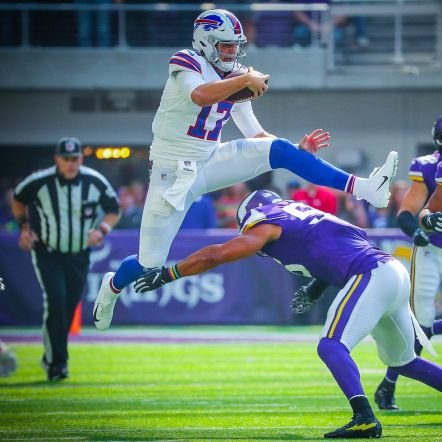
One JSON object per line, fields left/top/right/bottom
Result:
{"left": 0, "top": 328, "right": 441, "bottom": 441}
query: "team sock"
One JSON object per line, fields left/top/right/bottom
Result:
{"left": 269, "top": 138, "right": 350, "bottom": 191}
{"left": 317, "top": 338, "right": 365, "bottom": 399}
{"left": 432, "top": 319, "right": 442, "bottom": 335}
{"left": 393, "top": 357, "right": 442, "bottom": 391}
{"left": 112, "top": 254, "right": 145, "bottom": 290}
{"left": 349, "top": 395, "right": 374, "bottom": 417}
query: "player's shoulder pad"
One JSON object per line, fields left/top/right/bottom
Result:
{"left": 240, "top": 208, "right": 267, "bottom": 233}
{"left": 169, "top": 49, "right": 203, "bottom": 75}
{"left": 409, "top": 153, "right": 438, "bottom": 182}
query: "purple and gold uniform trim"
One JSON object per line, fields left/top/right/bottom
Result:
{"left": 408, "top": 171, "right": 424, "bottom": 182}
{"left": 326, "top": 273, "right": 370, "bottom": 339}
{"left": 409, "top": 245, "right": 419, "bottom": 313}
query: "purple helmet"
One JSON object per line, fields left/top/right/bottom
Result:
{"left": 236, "top": 190, "right": 283, "bottom": 228}
{"left": 432, "top": 115, "right": 442, "bottom": 149}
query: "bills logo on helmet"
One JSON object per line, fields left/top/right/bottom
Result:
{"left": 194, "top": 14, "right": 224, "bottom": 31}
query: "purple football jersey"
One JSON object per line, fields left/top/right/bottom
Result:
{"left": 241, "top": 201, "right": 391, "bottom": 287}
{"left": 409, "top": 151, "right": 442, "bottom": 247}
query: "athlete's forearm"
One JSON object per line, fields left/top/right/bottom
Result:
{"left": 176, "top": 244, "right": 229, "bottom": 276}
{"left": 191, "top": 76, "right": 251, "bottom": 106}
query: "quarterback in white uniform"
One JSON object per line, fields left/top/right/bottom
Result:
{"left": 93, "top": 9, "right": 399, "bottom": 331}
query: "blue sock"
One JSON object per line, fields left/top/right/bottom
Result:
{"left": 112, "top": 254, "right": 145, "bottom": 290}
{"left": 317, "top": 338, "right": 364, "bottom": 400}
{"left": 269, "top": 138, "right": 351, "bottom": 191}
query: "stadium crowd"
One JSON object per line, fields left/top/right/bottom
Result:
{"left": 0, "top": 0, "right": 369, "bottom": 50}
{"left": 0, "top": 176, "right": 411, "bottom": 232}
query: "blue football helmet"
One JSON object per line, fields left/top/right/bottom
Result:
{"left": 192, "top": 9, "right": 247, "bottom": 72}
{"left": 236, "top": 190, "right": 283, "bottom": 228}
{"left": 432, "top": 115, "right": 442, "bottom": 149}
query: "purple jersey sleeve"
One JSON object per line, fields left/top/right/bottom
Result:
{"left": 409, "top": 152, "right": 441, "bottom": 195}
{"left": 242, "top": 201, "right": 391, "bottom": 287}
{"left": 435, "top": 161, "right": 442, "bottom": 186}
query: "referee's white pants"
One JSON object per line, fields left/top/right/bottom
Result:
{"left": 409, "top": 243, "right": 442, "bottom": 327}
{"left": 139, "top": 138, "right": 273, "bottom": 267}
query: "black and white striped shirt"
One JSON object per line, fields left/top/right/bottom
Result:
{"left": 14, "top": 166, "right": 120, "bottom": 253}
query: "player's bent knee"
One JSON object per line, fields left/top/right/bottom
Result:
{"left": 317, "top": 337, "right": 333, "bottom": 360}
{"left": 317, "top": 337, "right": 349, "bottom": 361}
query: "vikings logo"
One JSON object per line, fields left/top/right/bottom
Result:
{"left": 194, "top": 14, "right": 224, "bottom": 31}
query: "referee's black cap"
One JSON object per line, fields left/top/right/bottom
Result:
{"left": 55, "top": 137, "right": 82, "bottom": 157}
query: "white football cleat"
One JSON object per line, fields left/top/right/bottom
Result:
{"left": 93, "top": 272, "right": 119, "bottom": 331}
{"left": 364, "top": 151, "right": 398, "bottom": 208}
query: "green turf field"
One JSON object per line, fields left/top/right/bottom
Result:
{"left": 0, "top": 327, "right": 441, "bottom": 441}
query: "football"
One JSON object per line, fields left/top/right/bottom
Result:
{"left": 224, "top": 67, "right": 268, "bottom": 103}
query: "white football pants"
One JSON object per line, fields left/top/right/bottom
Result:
{"left": 320, "top": 259, "right": 416, "bottom": 367}
{"left": 409, "top": 244, "right": 442, "bottom": 327}
{"left": 139, "top": 138, "right": 273, "bottom": 267}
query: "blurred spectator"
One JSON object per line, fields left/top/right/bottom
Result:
{"left": 216, "top": 183, "right": 250, "bottom": 228}
{"left": 293, "top": 0, "right": 370, "bottom": 49}
{"left": 336, "top": 191, "right": 369, "bottom": 228}
{"left": 368, "top": 180, "right": 409, "bottom": 228}
{"left": 0, "top": 188, "right": 18, "bottom": 232}
{"left": 114, "top": 185, "right": 142, "bottom": 229}
{"left": 130, "top": 181, "right": 146, "bottom": 208}
{"left": 286, "top": 179, "right": 301, "bottom": 199}
{"left": 247, "top": 0, "right": 297, "bottom": 48}
{"left": 75, "top": 0, "right": 120, "bottom": 47}
{"left": 291, "top": 183, "right": 337, "bottom": 215}
{"left": 180, "top": 195, "right": 217, "bottom": 229}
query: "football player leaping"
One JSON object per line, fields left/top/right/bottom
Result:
{"left": 93, "top": 8, "right": 398, "bottom": 331}
{"left": 133, "top": 190, "right": 442, "bottom": 439}
{"left": 374, "top": 115, "right": 442, "bottom": 410}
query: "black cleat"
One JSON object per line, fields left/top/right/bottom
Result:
{"left": 374, "top": 383, "right": 399, "bottom": 410}
{"left": 47, "top": 364, "right": 68, "bottom": 381}
{"left": 324, "top": 413, "right": 382, "bottom": 439}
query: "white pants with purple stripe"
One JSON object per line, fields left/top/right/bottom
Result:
{"left": 139, "top": 138, "right": 273, "bottom": 267}
{"left": 320, "top": 259, "right": 416, "bottom": 367}
{"left": 410, "top": 243, "right": 442, "bottom": 328}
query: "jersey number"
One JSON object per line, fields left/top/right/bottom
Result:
{"left": 187, "top": 101, "right": 233, "bottom": 141}
{"left": 283, "top": 202, "right": 328, "bottom": 224}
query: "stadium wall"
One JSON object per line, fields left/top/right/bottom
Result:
{"left": 1, "top": 229, "right": 439, "bottom": 327}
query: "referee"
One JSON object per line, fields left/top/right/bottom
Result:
{"left": 12, "top": 137, "right": 121, "bottom": 381}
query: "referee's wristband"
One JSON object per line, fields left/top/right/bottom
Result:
{"left": 98, "top": 222, "right": 112, "bottom": 235}
{"left": 161, "top": 265, "right": 182, "bottom": 283}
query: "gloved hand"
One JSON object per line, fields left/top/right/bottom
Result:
{"left": 134, "top": 264, "right": 181, "bottom": 293}
{"left": 134, "top": 267, "right": 166, "bottom": 293}
{"left": 291, "top": 278, "right": 328, "bottom": 314}
{"left": 421, "top": 212, "right": 442, "bottom": 232}
{"left": 412, "top": 228, "right": 430, "bottom": 247}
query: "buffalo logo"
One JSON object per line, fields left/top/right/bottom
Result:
{"left": 194, "top": 14, "right": 224, "bottom": 31}
{"left": 161, "top": 173, "right": 167, "bottom": 181}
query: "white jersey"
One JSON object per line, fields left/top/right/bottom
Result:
{"left": 150, "top": 49, "right": 263, "bottom": 162}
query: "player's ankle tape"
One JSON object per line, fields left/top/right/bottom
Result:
{"left": 162, "top": 265, "right": 181, "bottom": 283}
